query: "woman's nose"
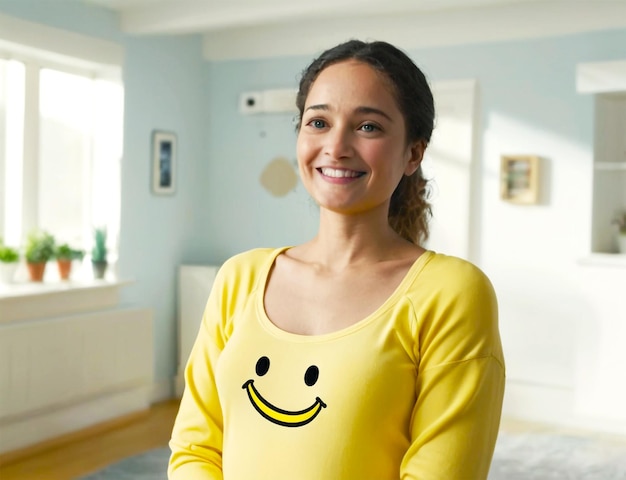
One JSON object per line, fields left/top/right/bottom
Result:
{"left": 323, "top": 127, "right": 353, "bottom": 159}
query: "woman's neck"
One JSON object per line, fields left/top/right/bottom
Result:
{"left": 296, "top": 211, "right": 421, "bottom": 271}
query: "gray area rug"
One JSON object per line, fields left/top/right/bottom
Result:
{"left": 489, "top": 432, "right": 626, "bottom": 479}
{"left": 79, "top": 447, "right": 169, "bottom": 479}
{"left": 79, "top": 431, "right": 626, "bottom": 479}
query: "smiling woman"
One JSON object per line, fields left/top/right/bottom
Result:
{"left": 296, "top": 60, "right": 423, "bottom": 222}
{"left": 168, "top": 39, "right": 504, "bottom": 480}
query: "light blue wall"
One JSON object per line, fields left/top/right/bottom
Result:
{"left": 120, "top": 35, "right": 207, "bottom": 386}
{"left": 201, "top": 58, "right": 318, "bottom": 262}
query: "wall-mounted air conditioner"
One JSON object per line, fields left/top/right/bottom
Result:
{"left": 239, "top": 89, "right": 297, "bottom": 114}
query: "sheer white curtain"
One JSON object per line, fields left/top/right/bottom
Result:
{"left": 0, "top": 58, "right": 25, "bottom": 248}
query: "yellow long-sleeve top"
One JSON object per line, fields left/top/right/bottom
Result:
{"left": 168, "top": 247, "right": 505, "bottom": 480}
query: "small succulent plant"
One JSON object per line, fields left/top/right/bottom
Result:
{"left": 92, "top": 227, "right": 108, "bottom": 263}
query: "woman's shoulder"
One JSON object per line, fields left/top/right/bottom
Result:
{"left": 414, "top": 250, "right": 495, "bottom": 297}
{"left": 422, "top": 250, "right": 491, "bottom": 281}
{"left": 216, "top": 246, "right": 289, "bottom": 287}
{"left": 206, "top": 247, "right": 289, "bottom": 322}
{"left": 414, "top": 251, "right": 503, "bottom": 366}
{"left": 222, "top": 247, "right": 286, "bottom": 268}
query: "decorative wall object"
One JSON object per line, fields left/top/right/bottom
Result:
{"left": 152, "top": 130, "right": 177, "bottom": 195}
{"left": 260, "top": 157, "right": 298, "bottom": 197}
{"left": 500, "top": 155, "right": 540, "bottom": 204}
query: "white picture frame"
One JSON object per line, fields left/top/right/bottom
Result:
{"left": 152, "top": 130, "right": 177, "bottom": 195}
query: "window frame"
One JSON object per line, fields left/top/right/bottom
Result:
{"left": 0, "top": 14, "right": 124, "bottom": 284}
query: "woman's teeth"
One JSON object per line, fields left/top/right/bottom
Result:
{"left": 319, "top": 168, "right": 363, "bottom": 178}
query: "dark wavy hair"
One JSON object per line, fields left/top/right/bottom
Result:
{"left": 296, "top": 39, "right": 435, "bottom": 245}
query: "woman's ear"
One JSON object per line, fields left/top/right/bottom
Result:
{"left": 404, "top": 140, "right": 426, "bottom": 176}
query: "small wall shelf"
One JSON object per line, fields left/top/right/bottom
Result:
{"left": 594, "top": 162, "right": 626, "bottom": 171}
{"left": 578, "top": 253, "right": 626, "bottom": 268}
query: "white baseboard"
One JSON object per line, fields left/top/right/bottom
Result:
{"left": 502, "top": 380, "right": 575, "bottom": 425}
{"left": 0, "top": 386, "right": 150, "bottom": 454}
{"left": 503, "top": 380, "right": 626, "bottom": 436}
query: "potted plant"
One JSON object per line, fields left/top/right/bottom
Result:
{"left": 91, "top": 227, "right": 108, "bottom": 279}
{"left": 55, "top": 243, "right": 85, "bottom": 280}
{"left": 612, "top": 212, "right": 626, "bottom": 254}
{"left": 24, "top": 230, "right": 55, "bottom": 282}
{"left": 0, "top": 238, "right": 20, "bottom": 284}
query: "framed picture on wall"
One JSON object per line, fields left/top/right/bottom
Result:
{"left": 500, "top": 155, "right": 540, "bottom": 204}
{"left": 152, "top": 130, "right": 177, "bottom": 195}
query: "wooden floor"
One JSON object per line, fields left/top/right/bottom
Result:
{"left": 0, "top": 399, "right": 180, "bottom": 480}
{"left": 3, "top": 400, "right": 624, "bottom": 480}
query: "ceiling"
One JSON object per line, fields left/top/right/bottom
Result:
{"left": 82, "top": 0, "right": 626, "bottom": 60}
{"left": 85, "top": 0, "right": 545, "bottom": 35}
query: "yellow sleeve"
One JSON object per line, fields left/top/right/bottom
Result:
{"left": 401, "top": 258, "right": 506, "bottom": 479}
{"left": 168, "top": 267, "right": 229, "bottom": 480}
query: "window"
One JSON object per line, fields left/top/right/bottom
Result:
{"left": 0, "top": 52, "right": 123, "bottom": 276}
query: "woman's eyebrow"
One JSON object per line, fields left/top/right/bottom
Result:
{"left": 355, "top": 106, "right": 392, "bottom": 121}
{"left": 304, "top": 104, "right": 328, "bottom": 112}
{"left": 304, "top": 104, "right": 392, "bottom": 121}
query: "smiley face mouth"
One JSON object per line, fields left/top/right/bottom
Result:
{"left": 242, "top": 379, "right": 326, "bottom": 427}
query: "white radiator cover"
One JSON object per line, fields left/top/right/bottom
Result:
{"left": 0, "top": 283, "right": 153, "bottom": 454}
{"left": 176, "top": 265, "right": 219, "bottom": 397}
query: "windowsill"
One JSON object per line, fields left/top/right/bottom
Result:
{"left": 578, "top": 253, "right": 626, "bottom": 268}
{"left": 0, "top": 278, "right": 133, "bottom": 324}
{"left": 0, "top": 277, "right": 130, "bottom": 299}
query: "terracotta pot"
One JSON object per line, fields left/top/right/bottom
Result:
{"left": 57, "top": 259, "right": 72, "bottom": 280}
{"left": 27, "top": 262, "right": 47, "bottom": 282}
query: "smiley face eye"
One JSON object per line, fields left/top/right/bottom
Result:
{"left": 256, "top": 356, "right": 270, "bottom": 376}
{"left": 304, "top": 365, "right": 319, "bottom": 386}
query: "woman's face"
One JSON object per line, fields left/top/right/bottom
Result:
{"left": 297, "top": 60, "right": 423, "bottom": 217}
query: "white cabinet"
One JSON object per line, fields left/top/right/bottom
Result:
{"left": 0, "top": 281, "right": 153, "bottom": 454}
{"left": 176, "top": 265, "right": 219, "bottom": 397}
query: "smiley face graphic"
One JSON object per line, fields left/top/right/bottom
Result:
{"left": 242, "top": 355, "right": 327, "bottom": 427}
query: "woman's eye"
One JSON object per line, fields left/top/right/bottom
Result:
{"left": 360, "top": 123, "right": 379, "bottom": 133}
{"left": 308, "top": 119, "right": 326, "bottom": 129}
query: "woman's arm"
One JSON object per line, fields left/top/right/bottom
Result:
{"left": 401, "top": 259, "right": 505, "bottom": 479}
{"left": 168, "top": 270, "right": 230, "bottom": 480}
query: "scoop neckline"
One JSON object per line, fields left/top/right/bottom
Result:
{"left": 255, "top": 247, "right": 434, "bottom": 343}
